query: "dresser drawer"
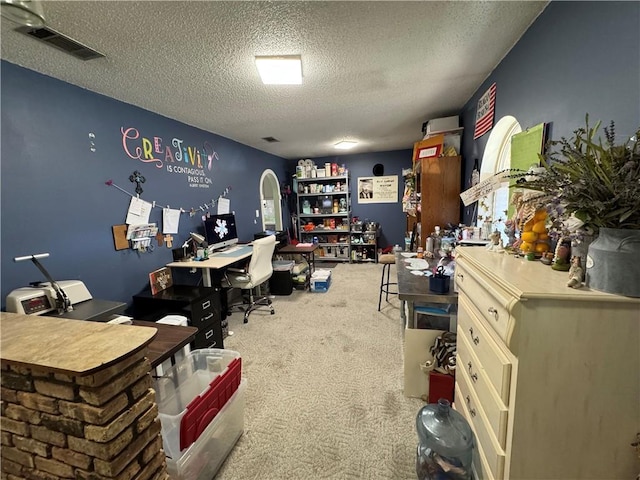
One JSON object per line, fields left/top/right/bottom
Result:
{"left": 458, "top": 296, "right": 512, "bottom": 403}
{"left": 457, "top": 332, "right": 509, "bottom": 448}
{"left": 456, "top": 376, "right": 506, "bottom": 480}
{"left": 455, "top": 260, "right": 513, "bottom": 343}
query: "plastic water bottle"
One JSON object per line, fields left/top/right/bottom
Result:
{"left": 416, "top": 398, "right": 474, "bottom": 480}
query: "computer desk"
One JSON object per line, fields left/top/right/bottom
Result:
{"left": 166, "top": 245, "right": 253, "bottom": 287}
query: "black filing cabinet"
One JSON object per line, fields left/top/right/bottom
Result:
{"left": 132, "top": 285, "right": 224, "bottom": 349}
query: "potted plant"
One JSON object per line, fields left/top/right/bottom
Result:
{"left": 510, "top": 115, "right": 640, "bottom": 296}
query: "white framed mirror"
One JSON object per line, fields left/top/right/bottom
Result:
{"left": 260, "top": 169, "right": 282, "bottom": 231}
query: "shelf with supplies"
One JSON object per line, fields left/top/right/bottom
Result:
{"left": 349, "top": 221, "right": 380, "bottom": 263}
{"left": 295, "top": 170, "right": 352, "bottom": 263}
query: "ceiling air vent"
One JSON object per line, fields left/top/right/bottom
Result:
{"left": 262, "top": 137, "right": 279, "bottom": 143}
{"left": 16, "top": 26, "right": 104, "bottom": 61}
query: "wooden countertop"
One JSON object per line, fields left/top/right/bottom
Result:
{"left": 0, "top": 312, "right": 157, "bottom": 376}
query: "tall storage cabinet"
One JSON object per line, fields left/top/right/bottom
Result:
{"left": 296, "top": 174, "right": 351, "bottom": 263}
{"left": 454, "top": 247, "right": 639, "bottom": 479}
{"left": 414, "top": 156, "right": 461, "bottom": 247}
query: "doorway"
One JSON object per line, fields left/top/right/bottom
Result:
{"left": 259, "top": 169, "right": 282, "bottom": 231}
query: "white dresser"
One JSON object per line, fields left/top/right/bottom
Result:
{"left": 454, "top": 247, "right": 639, "bottom": 479}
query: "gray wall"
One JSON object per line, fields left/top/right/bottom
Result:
{"left": 460, "top": 1, "right": 640, "bottom": 224}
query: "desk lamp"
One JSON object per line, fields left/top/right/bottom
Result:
{"left": 182, "top": 232, "right": 207, "bottom": 259}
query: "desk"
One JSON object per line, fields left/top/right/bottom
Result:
{"left": 395, "top": 252, "right": 457, "bottom": 328}
{"left": 277, "top": 244, "right": 318, "bottom": 275}
{"left": 167, "top": 245, "right": 253, "bottom": 287}
{"left": 132, "top": 320, "right": 197, "bottom": 369}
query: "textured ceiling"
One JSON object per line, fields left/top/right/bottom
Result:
{"left": 1, "top": 1, "right": 548, "bottom": 159}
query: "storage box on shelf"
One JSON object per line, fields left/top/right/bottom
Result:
{"left": 296, "top": 173, "right": 351, "bottom": 263}
{"left": 154, "top": 348, "right": 242, "bottom": 463}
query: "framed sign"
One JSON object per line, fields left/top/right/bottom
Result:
{"left": 357, "top": 175, "right": 398, "bottom": 204}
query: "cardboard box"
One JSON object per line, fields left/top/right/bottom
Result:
{"left": 310, "top": 270, "right": 331, "bottom": 292}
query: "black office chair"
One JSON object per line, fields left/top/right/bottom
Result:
{"left": 224, "top": 235, "right": 277, "bottom": 323}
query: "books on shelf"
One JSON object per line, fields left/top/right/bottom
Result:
{"left": 149, "top": 267, "right": 173, "bottom": 295}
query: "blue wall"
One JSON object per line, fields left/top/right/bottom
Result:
{"left": 460, "top": 1, "right": 640, "bottom": 223}
{"left": 0, "top": 61, "right": 290, "bottom": 309}
{"left": 299, "top": 150, "right": 412, "bottom": 249}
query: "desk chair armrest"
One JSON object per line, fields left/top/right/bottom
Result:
{"left": 226, "top": 267, "right": 247, "bottom": 273}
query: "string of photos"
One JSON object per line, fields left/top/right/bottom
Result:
{"left": 106, "top": 171, "right": 232, "bottom": 253}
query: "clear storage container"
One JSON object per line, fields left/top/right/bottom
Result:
{"left": 416, "top": 398, "right": 474, "bottom": 480}
{"left": 155, "top": 348, "right": 242, "bottom": 460}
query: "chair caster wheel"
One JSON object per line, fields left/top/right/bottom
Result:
{"left": 243, "top": 316, "right": 249, "bottom": 324}
{"left": 270, "top": 310, "right": 275, "bottom": 315}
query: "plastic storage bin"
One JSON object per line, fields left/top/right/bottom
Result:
{"left": 155, "top": 348, "right": 242, "bottom": 460}
{"left": 166, "top": 379, "right": 246, "bottom": 480}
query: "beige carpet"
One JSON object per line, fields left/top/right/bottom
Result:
{"left": 218, "top": 262, "right": 424, "bottom": 480}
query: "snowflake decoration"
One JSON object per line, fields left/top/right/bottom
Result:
{"left": 214, "top": 219, "right": 228, "bottom": 238}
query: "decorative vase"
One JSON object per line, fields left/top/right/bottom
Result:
{"left": 585, "top": 228, "right": 640, "bottom": 297}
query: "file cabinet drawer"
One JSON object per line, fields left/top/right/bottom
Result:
{"left": 456, "top": 375, "right": 506, "bottom": 480}
{"left": 457, "top": 331, "right": 509, "bottom": 447}
{"left": 456, "top": 260, "right": 513, "bottom": 343}
{"left": 458, "top": 295, "right": 511, "bottom": 403}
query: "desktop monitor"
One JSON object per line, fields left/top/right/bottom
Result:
{"left": 204, "top": 213, "right": 239, "bottom": 252}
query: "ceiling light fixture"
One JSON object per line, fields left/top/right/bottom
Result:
{"left": 255, "top": 55, "right": 302, "bottom": 85}
{"left": 334, "top": 141, "right": 358, "bottom": 150}
{"left": 1, "top": 0, "right": 45, "bottom": 27}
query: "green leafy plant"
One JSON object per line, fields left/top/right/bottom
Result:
{"left": 510, "top": 115, "right": 640, "bottom": 235}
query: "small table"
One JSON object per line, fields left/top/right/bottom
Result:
{"left": 132, "top": 320, "right": 198, "bottom": 369}
{"left": 278, "top": 243, "right": 319, "bottom": 275}
{"left": 395, "top": 252, "right": 457, "bottom": 328}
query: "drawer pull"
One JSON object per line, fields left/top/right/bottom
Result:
{"left": 487, "top": 307, "right": 499, "bottom": 320}
{"left": 467, "top": 362, "right": 478, "bottom": 383}
{"left": 456, "top": 273, "right": 464, "bottom": 282}
{"left": 465, "top": 396, "right": 477, "bottom": 417}
{"left": 203, "top": 313, "right": 214, "bottom": 321}
{"left": 468, "top": 327, "right": 480, "bottom": 345}
{"left": 202, "top": 300, "right": 211, "bottom": 309}
{"left": 205, "top": 329, "right": 213, "bottom": 339}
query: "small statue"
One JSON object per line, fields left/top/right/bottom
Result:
{"left": 551, "top": 237, "right": 572, "bottom": 271}
{"left": 503, "top": 219, "right": 517, "bottom": 248}
{"left": 567, "top": 256, "right": 584, "bottom": 288}
{"left": 486, "top": 230, "right": 504, "bottom": 253}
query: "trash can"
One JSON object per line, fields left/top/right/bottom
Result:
{"left": 270, "top": 260, "right": 294, "bottom": 295}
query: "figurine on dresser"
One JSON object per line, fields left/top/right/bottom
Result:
{"left": 566, "top": 256, "right": 584, "bottom": 288}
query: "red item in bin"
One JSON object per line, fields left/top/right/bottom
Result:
{"left": 179, "top": 357, "right": 242, "bottom": 451}
{"left": 428, "top": 371, "right": 455, "bottom": 404}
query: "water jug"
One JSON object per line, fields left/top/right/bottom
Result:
{"left": 416, "top": 398, "right": 473, "bottom": 480}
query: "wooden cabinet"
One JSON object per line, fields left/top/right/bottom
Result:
{"left": 454, "top": 247, "right": 639, "bottom": 479}
{"left": 132, "top": 285, "right": 224, "bottom": 349}
{"left": 414, "top": 156, "right": 461, "bottom": 247}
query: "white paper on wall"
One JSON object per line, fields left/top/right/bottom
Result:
{"left": 125, "top": 197, "right": 152, "bottom": 224}
{"left": 217, "top": 197, "right": 230, "bottom": 214}
{"left": 162, "top": 208, "right": 181, "bottom": 234}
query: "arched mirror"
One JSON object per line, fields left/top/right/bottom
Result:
{"left": 260, "top": 169, "right": 283, "bottom": 231}
{"left": 477, "top": 115, "right": 522, "bottom": 243}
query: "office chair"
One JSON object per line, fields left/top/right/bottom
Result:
{"left": 224, "top": 234, "right": 276, "bottom": 323}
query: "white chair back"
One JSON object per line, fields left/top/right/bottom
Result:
{"left": 246, "top": 235, "right": 276, "bottom": 286}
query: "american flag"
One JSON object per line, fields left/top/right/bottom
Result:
{"left": 473, "top": 83, "right": 497, "bottom": 139}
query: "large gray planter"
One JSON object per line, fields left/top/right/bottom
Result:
{"left": 585, "top": 228, "right": 640, "bottom": 297}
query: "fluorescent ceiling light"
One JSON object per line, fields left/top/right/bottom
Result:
{"left": 255, "top": 55, "right": 302, "bottom": 85}
{"left": 334, "top": 141, "right": 358, "bottom": 150}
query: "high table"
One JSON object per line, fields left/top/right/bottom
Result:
{"left": 395, "top": 252, "right": 457, "bottom": 328}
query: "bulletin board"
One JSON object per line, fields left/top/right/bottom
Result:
{"left": 509, "top": 123, "right": 546, "bottom": 217}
